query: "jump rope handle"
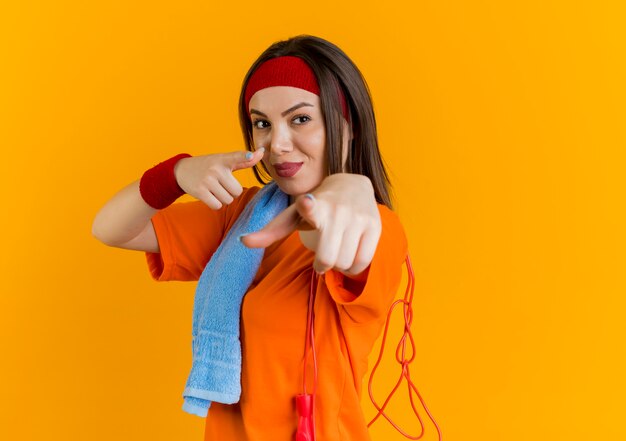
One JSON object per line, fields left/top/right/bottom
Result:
{"left": 295, "top": 394, "right": 315, "bottom": 441}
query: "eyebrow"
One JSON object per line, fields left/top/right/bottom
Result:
{"left": 249, "top": 102, "right": 314, "bottom": 118}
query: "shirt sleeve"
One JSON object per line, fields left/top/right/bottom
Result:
{"left": 144, "top": 186, "right": 261, "bottom": 281}
{"left": 323, "top": 204, "right": 409, "bottom": 323}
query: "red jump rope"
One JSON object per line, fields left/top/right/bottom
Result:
{"left": 295, "top": 263, "right": 320, "bottom": 441}
{"left": 295, "top": 253, "right": 443, "bottom": 441}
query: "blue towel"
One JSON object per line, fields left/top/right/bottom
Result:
{"left": 181, "top": 182, "right": 289, "bottom": 417}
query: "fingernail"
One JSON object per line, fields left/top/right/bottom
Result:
{"left": 259, "top": 147, "right": 265, "bottom": 153}
{"left": 245, "top": 152, "right": 253, "bottom": 160}
{"left": 304, "top": 193, "right": 315, "bottom": 201}
{"left": 237, "top": 234, "right": 246, "bottom": 242}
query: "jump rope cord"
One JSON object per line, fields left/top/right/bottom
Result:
{"left": 299, "top": 269, "right": 319, "bottom": 440}
{"left": 367, "top": 254, "right": 443, "bottom": 440}
{"left": 303, "top": 255, "right": 442, "bottom": 440}
{"left": 303, "top": 270, "right": 318, "bottom": 396}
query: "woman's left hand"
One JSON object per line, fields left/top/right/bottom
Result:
{"left": 240, "top": 173, "right": 381, "bottom": 276}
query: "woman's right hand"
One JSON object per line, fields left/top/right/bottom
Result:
{"left": 174, "top": 148, "right": 265, "bottom": 210}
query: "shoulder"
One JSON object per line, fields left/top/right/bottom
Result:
{"left": 377, "top": 204, "right": 406, "bottom": 238}
{"left": 377, "top": 204, "right": 402, "bottom": 226}
{"left": 375, "top": 204, "right": 408, "bottom": 267}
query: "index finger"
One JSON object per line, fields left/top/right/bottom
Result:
{"left": 230, "top": 148, "right": 265, "bottom": 172}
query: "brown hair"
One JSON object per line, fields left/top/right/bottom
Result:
{"left": 238, "top": 34, "right": 394, "bottom": 209}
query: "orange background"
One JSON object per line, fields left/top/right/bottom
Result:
{"left": 1, "top": 1, "right": 625, "bottom": 440}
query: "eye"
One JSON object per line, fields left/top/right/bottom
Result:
{"left": 293, "top": 115, "right": 311, "bottom": 124}
{"left": 252, "top": 119, "right": 269, "bottom": 130}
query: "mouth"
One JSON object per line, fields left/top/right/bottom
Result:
{"left": 273, "top": 162, "right": 303, "bottom": 178}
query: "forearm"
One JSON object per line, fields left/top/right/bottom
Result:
{"left": 91, "top": 179, "right": 157, "bottom": 246}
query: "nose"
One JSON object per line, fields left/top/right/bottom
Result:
{"left": 268, "top": 123, "right": 293, "bottom": 155}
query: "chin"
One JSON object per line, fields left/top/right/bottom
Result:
{"left": 272, "top": 179, "right": 316, "bottom": 199}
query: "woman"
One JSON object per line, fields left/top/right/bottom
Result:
{"left": 92, "top": 34, "right": 408, "bottom": 441}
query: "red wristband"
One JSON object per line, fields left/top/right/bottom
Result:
{"left": 139, "top": 153, "right": 192, "bottom": 209}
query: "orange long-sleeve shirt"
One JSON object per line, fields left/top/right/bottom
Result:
{"left": 145, "top": 186, "right": 408, "bottom": 441}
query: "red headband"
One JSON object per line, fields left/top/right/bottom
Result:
{"left": 244, "top": 55, "right": 349, "bottom": 122}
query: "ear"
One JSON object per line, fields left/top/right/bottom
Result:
{"left": 342, "top": 118, "right": 353, "bottom": 141}
{"left": 341, "top": 118, "right": 353, "bottom": 172}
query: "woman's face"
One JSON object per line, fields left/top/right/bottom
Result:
{"left": 248, "top": 86, "right": 350, "bottom": 201}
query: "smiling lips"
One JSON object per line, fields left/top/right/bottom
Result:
{"left": 273, "top": 162, "right": 303, "bottom": 178}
